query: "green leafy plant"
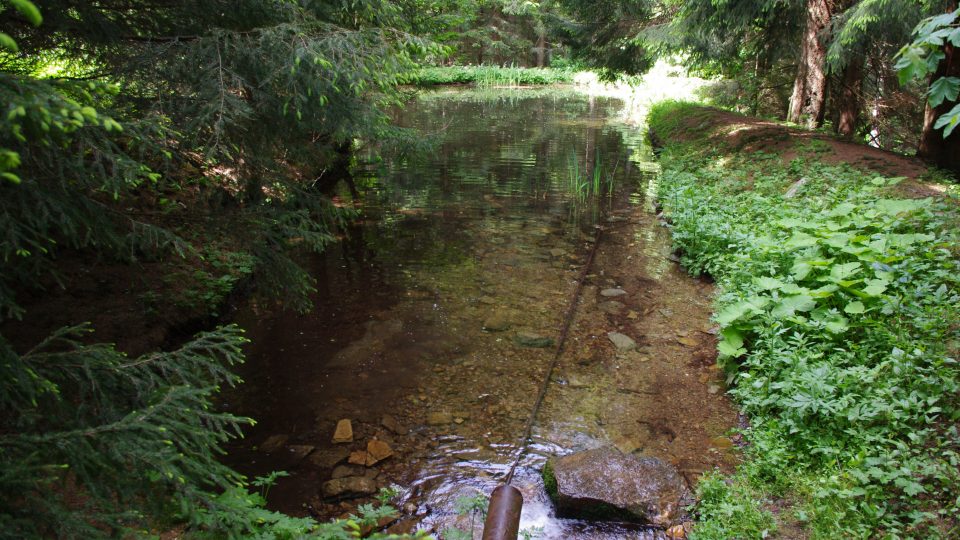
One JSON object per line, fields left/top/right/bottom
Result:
{"left": 650, "top": 101, "right": 960, "bottom": 538}
{"left": 895, "top": 11, "right": 960, "bottom": 136}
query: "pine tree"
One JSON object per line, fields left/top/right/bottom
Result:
{"left": 0, "top": 0, "right": 433, "bottom": 535}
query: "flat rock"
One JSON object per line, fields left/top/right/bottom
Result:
{"left": 322, "top": 476, "right": 378, "bottom": 498}
{"left": 348, "top": 450, "right": 369, "bottom": 466}
{"left": 332, "top": 419, "right": 353, "bottom": 443}
{"left": 366, "top": 440, "right": 393, "bottom": 465}
{"left": 515, "top": 332, "right": 555, "bottom": 348}
{"left": 549, "top": 248, "right": 567, "bottom": 257}
{"left": 545, "top": 447, "right": 689, "bottom": 527}
{"left": 600, "top": 288, "right": 627, "bottom": 297}
{"left": 259, "top": 434, "right": 288, "bottom": 453}
{"left": 607, "top": 332, "right": 637, "bottom": 352}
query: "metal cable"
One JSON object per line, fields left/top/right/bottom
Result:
{"left": 502, "top": 222, "right": 606, "bottom": 486}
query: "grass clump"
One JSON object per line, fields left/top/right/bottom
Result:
{"left": 690, "top": 472, "right": 776, "bottom": 540}
{"left": 401, "top": 65, "right": 575, "bottom": 87}
{"left": 650, "top": 102, "right": 960, "bottom": 538}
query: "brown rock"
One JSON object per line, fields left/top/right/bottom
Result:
{"left": 332, "top": 419, "right": 353, "bottom": 444}
{"left": 381, "top": 414, "right": 406, "bottom": 435}
{"left": 547, "top": 446, "right": 689, "bottom": 527}
{"left": 348, "top": 450, "right": 369, "bottom": 465}
{"left": 321, "top": 476, "right": 377, "bottom": 498}
{"left": 366, "top": 440, "right": 393, "bottom": 466}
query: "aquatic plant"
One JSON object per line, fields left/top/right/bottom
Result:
{"left": 401, "top": 65, "right": 575, "bottom": 87}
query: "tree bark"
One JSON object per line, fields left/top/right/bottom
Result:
{"left": 918, "top": 42, "right": 960, "bottom": 173}
{"left": 835, "top": 56, "right": 863, "bottom": 138}
{"left": 787, "top": 0, "right": 833, "bottom": 128}
{"left": 536, "top": 34, "right": 546, "bottom": 68}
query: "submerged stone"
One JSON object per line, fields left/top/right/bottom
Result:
{"left": 607, "top": 332, "right": 637, "bottom": 352}
{"left": 366, "top": 439, "right": 393, "bottom": 465}
{"left": 259, "top": 434, "right": 289, "bottom": 453}
{"left": 545, "top": 447, "right": 689, "bottom": 527}
{"left": 306, "top": 447, "right": 350, "bottom": 468}
{"left": 515, "top": 332, "right": 555, "bottom": 348}
{"left": 482, "top": 312, "right": 512, "bottom": 332}
{"left": 600, "top": 288, "right": 628, "bottom": 297}
{"left": 322, "top": 476, "right": 378, "bottom": 498}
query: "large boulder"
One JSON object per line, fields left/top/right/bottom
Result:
{"left": 544, "top": 447, "right": 689, "bottom": 527}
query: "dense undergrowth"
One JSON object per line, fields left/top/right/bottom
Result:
{"left": 400, "top": 65, "right": 575, "bottom": 87}
{"left": 649, "top": 102, "right": 960, "bottom": 538}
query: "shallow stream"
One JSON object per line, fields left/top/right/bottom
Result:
{"left": 224, "top": 87, "right": 738, "bottom": 539}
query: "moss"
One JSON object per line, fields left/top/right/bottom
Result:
{"left": 541, "top": 459, "right": 558, "bottom": 501}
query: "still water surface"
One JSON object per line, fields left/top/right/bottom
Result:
{"left": 225, "top": 87, "right": 736, "bottom": 539}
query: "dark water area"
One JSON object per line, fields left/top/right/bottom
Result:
{"left": 223, "top": 87, "right": 737, "bottom": 539}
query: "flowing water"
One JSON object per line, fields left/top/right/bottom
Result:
{"left": 224, "top": 87, "right": 739, "bottom": 539}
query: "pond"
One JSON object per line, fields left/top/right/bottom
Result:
{"left": 223, "top": 87, "right": 738, "bottom": 539}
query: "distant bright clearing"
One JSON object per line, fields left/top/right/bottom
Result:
{"left": 573, "top": 60, "right": 709, "bottom": 124}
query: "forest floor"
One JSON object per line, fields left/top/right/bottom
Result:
{"left": 652, "top": 106, "right": 940, "bottom": 189}
{"left": 650, "top": 102, "right": 959, "bottom": 539}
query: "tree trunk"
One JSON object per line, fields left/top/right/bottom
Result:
{"left": 787, "top": 0, "right": 833, "bottom": 127}
{"left": 536, "top": 34, "right": 546, "bottom": 68}
{"left": 918, "top": 42, "right": 960, "bottom": 173}
{"left": 835, "top": 56, "right": 863, "bottom": 138}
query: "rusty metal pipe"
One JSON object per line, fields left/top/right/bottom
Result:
{"left": 481, "top": 484, "right": 523, "bottom": 540}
